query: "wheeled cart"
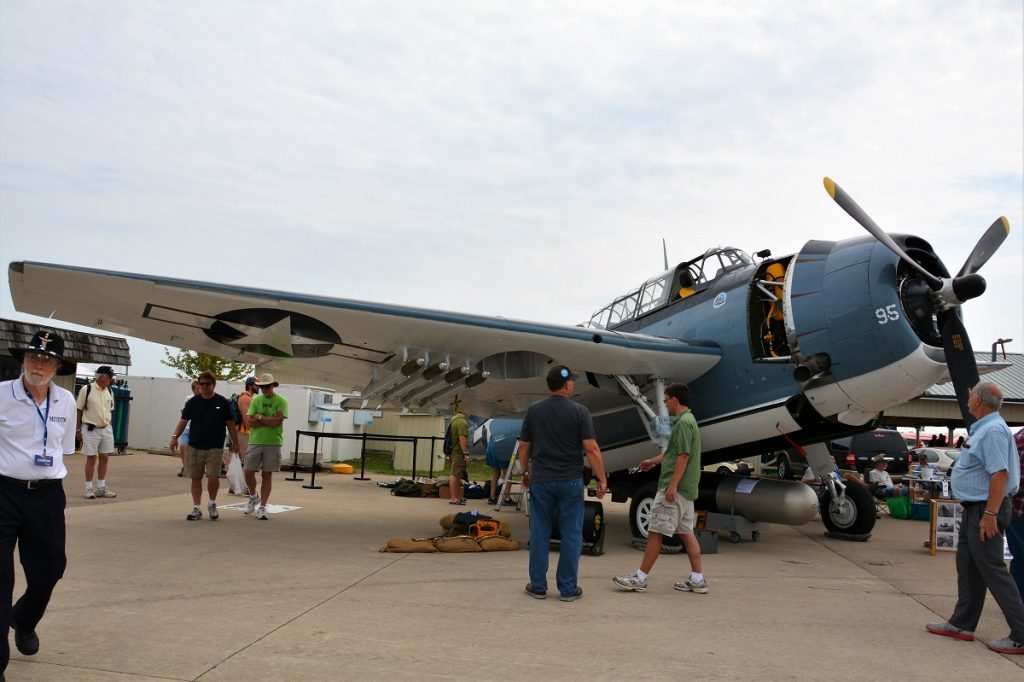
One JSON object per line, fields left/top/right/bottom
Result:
{"left": 703, "top": 511, "right": 770, "bottom": 543}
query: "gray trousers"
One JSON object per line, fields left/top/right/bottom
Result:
{"left": 950, "top": 498, "right": 1024, "bottom": 640}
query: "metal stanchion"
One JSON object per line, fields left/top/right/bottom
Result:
{"left": 286, "top": 430, "right": 303, "bottom": 481}
{"left": 303, "top": 434, "right": 323, "bottom": 490}
{"left": 354, "top": 433, "right": 371, "bottom": 481}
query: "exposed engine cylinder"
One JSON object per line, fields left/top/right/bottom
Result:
{"left": 697, "top": 472, "right": 819, "bottom": 526}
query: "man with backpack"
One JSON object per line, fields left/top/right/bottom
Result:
{"left": 225, "top": 377, "right": 256, "bottom": 495}
{"left": 446, "top": 401, "right": 470, "bottom": 505}
{"left": 76, "top": 365, "right": 118, "bottom": 499}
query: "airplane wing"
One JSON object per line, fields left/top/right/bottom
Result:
{"left": 9, "top": 261, "right": 722, "bottom": 416}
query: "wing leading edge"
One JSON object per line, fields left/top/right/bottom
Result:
{"left": 9, "top": 261, "right": 721, "bottom": 416}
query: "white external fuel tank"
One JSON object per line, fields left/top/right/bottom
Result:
{"left": 697, "top": 473, "right": 819, "bottom": 526}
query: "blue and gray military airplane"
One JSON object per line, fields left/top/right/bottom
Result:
{"left": 8, "top": 179, "right": 1010, "bottom": 539}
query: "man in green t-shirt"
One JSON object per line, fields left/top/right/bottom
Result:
{"left": 613, "top": 383, "right": 707, "bottom": 594}
{"left": 244, "top": 373, "right": 288, "bottom": 520}
{"left": 446, "top": 401, "right": 470, "bottom": 504}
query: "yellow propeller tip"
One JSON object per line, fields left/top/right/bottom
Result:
{"left": 823, "top": 177, "right": 836, "bottom": 198}
{"left": 999, "top": 216, "right": 1010, "bottom": 234}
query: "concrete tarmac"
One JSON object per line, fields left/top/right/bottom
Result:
{"left": 7, "top": 452, "right": 1024, "bottom": 681}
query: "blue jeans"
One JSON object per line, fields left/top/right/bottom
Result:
{"left": 528, "top": 478, "right": 584, "bottom": 598}
{"left": 1007, "top": 513, "right": 1024, "bottom": 601}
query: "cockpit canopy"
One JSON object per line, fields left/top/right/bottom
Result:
{"left": 586, "top": 247, "right": 752, "bottom": 330}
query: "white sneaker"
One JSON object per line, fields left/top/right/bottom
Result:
{"left": 84, "top": 489, "right": 96, "bottom": 499}
{"left": 95, "top": 487, "right": 116, "bottom": 498}
{"left": 208, "top": 502, "right": 219, "bottom": 520}
{"left": 186, "top": 507, "right": 202, "bottom": 521}
{"left": 244, "top": 495, "right": 259, "bottom": 514}
{"left": 612, "top": 573, "right": 648, "bottom": 592}
{"left": 673, "top": 577, "right": 709, "bottom": 594}
{"left": 256, "top": 505, "right": 268, "bottom": 520}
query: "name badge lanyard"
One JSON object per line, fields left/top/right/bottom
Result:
{"left": 34, "top": 388, "right": 51, "bottom": 458}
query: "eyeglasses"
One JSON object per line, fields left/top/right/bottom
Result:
{"left": 197, "top": 381, "right": 214, "bottom": 386}
{"left": 25, "top": 352, "right": 58, "bottom": 365}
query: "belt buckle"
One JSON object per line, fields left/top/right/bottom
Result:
{"left": 26, "top": 480, "right": 41, "bottom": 490}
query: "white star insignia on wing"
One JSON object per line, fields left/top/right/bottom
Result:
{"left": 220, "top": 317, "right": 328, "bottom": 356}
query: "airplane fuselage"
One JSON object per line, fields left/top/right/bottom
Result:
{"left": 575, "top": 235, "right": 949, "bottom": 475}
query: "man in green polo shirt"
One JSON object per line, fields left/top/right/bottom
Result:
{"left": 612, "top": 382, "right": 707, "bottom": 593}
{"left": 243, "top": 373, "right": 288, "bottom": 521}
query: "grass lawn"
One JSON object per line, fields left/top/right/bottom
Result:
{"left": 340, "top": 449, "right": 495, "bottom": 481}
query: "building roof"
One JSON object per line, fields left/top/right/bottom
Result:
{"left": 0, "top": 318, "right": 131, "bottom": 366}
{"left": 925, "top": 351, "right": 1024, "bottom": 403}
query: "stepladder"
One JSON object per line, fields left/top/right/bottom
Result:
{"left": 495, "top": 440, "right": 527, "bottom": 514}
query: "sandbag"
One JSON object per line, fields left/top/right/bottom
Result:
{"left": 434, "top": 536, "right": 482, "bottom": 553}
{"left": 439, "top": 513, "right": 455, "bottom": 531}
{"left": 479, "top": 536, "right": 520, "bottom": 552}
{"left": 379, "top": 538, "right": 437, "bottom": 553}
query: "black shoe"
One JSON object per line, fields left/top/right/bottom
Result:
{"left": 13, "top": 624, "right": 39, "bottom": 656}
{"left": 524, "top": 583, "right": 547, "bottom": 599}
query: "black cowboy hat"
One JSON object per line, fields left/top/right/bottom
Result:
{"left": 9, "top": 330, "right": 75, "bottom": 375}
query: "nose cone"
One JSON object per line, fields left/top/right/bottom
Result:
{"left": 951, "top": 273, "right": 986, "bottom": 303}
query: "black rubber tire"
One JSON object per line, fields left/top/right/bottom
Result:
{"left": 716, "top": 466, "right": 731, "bottom": 475}
{"left": 821, "top": 482, "right": 876, "bottom": 535}
{"left": 628, "top": 481, "right": 682, "bottom": 549}
{"left": 777, "top": 454, "right": 792, "bottom": 480}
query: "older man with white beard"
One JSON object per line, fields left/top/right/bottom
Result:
{"left": 0, "top": 330, "right": 77, "bottom": 674}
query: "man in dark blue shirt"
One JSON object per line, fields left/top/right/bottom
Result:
{"left": 170, "top": 371, "right": 239, "bottom": 522}
{"left": 517, "top": 365, "right": 606, "bottom": 602}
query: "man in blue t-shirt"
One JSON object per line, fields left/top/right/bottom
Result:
{"left": 517, "top": 365, "right": 607, "bottom": 602}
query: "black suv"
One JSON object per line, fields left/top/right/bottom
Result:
{"left": 772, "top": 428, "right": 912, "bottom": 479}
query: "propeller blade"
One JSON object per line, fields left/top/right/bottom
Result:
{"left": 823, "top": 178, "right": 942, "bottom": 289}
{"left": 941, "top": 312, "right": 980, "bottom": 427}
{"left": 956, "top": 216, "right": 1010, "bottom": 277}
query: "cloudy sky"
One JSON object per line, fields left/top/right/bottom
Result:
{"left": 1, "top": 1, "right": 1021, "bottom": 379}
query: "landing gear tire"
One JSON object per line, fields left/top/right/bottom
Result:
{"left": 729, "top": 532, "right": 740, "bottom": 544}
{"left": 776, "top": 454, "right": 792, "bottom": 480}
{"left": 628, "top": 481, "right": 682, "bottom": 551}
{"left": 821, "top": 483, "right": 876, "bottom": 535}
{"left": 716, "top": 466, "right": 731, "bottom": 475}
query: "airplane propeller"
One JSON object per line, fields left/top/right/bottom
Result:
{"left": 822, "top": 177, "right": 1011, "bottom": 426}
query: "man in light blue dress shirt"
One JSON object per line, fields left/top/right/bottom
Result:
{"left": 926, "top": 382, "right": 1024, "bottom": 655}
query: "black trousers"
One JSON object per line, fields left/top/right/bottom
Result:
{"left": 0, "top": 481, "right": 67, "bottom": 672}
{"left": 950, "top": 498, "right": 1024, "bottom": 640}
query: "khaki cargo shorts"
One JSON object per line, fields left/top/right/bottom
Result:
{"left": 648, "top": 488, "right": 697, "bottom": 536}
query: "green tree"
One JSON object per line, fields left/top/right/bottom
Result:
{"left": 161, "top": 348, "right": 253, "bottom": 382}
